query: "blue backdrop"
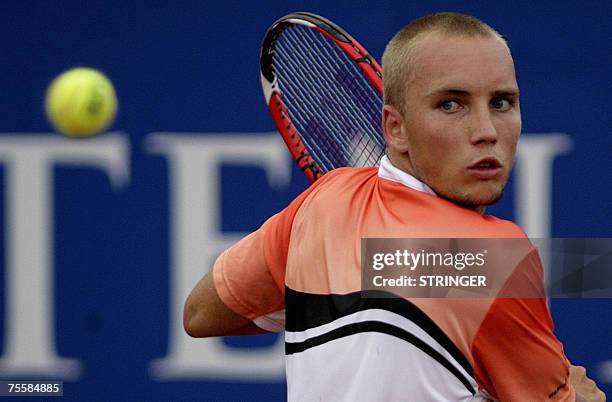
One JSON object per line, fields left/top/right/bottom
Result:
{"left": 1, "top": 1, "right": 610, "bottom": 400}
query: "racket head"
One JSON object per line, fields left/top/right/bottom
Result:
{"left": 260, "top": 12, "right": 385, "bottom": 183}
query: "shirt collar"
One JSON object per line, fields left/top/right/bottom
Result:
{"left": 377, "top": 155, "right": 437, "bottom": 196}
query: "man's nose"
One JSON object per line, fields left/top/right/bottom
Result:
{"left": 470, "top": 105, "right": 498, "bottom": 145}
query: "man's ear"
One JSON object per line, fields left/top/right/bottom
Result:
{"left": 382, "top": 105, "right": 410, "bottom": 153}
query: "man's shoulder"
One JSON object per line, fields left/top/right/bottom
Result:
{"left": 318, "top": 166, "right": 379, "bottom": 183}
{"left": 301, "top": 167, "right": 530, "bottom": 238}
{"left": 481, "top": 214, "right": 528, "bottom": 238}
{"left": 305, "top": 166, "right": 379, "bottom": 195}
{"left": 292, "top": 167, "right": 378, "bottom": 216}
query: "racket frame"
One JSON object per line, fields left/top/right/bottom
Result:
{"left": 260, "top": 12, "right": 383, "bottom": 182}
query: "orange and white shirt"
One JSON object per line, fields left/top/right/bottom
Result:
{"left": 213, "top": 156, "right": 573, "bottom": 401}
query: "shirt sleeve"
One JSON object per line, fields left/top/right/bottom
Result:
{"left": 212, "top": 177, "right": 326, "bottom": 322}
{"left": 471, "top": 250, "right": 574, "bottom": 401}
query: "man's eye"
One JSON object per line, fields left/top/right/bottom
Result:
{"left": 439, "top": 100, "right": 460, "bottom": 112}
{"left": 491, "top": 98, "right": 513, "bottom": 111}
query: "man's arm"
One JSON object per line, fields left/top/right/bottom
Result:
{"left": 183, "top": 271, "right": 269, "bottom": 337}
{"left": 570, "top": 365, "right": 607, "bottom": 402}
{"left": 184, "top": 172, "right": 324, "bottom": 338}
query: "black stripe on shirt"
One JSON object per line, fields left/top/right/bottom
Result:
{"left": 285, "top": 287, "right": 474, "bottom": 381}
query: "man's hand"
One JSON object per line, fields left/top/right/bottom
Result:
{"left": 570, "top": 365, "right": 606, "bottom": 402}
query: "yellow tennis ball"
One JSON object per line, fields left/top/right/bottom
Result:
{"left": 45, "top": 67, "right": 118, "bottom": 137}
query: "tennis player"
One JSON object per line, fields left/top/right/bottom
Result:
{"left": 184, "top": 12, "right": 605, "bottom": 402}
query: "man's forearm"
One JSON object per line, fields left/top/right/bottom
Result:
{"left": 570, "top": 365, "right": 607, "bottom": 402}
{"left": 184, "top": 271, "right": 268, "bottom": 337}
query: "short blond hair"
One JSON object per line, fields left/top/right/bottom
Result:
{"left": 382, "top": 12, "right": 508, "bottom": 113}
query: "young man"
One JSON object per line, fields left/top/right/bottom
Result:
{"left": 184, "top": 13, "right": 605, "bottom": 402}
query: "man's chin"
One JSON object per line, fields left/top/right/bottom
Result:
{"left": 436, "top": 188, "right": 504, "bottom": 211}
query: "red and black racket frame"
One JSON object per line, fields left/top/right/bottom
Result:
{"left": 260, "top": 12, "right": 383, "bottom": 183}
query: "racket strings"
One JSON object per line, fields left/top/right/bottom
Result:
{"left": 275, "top": 41, "right": 347, "bottom": 170}
{"left": 304, "top": 29, "right": 382, "bottom": 142}
{"left": 274, "top": 25, "right": 384, "bottom": 172}
{"left": 276, "top": 33, "right": 359, "bottom": 169}
{"left": 303, "top": 35, "right": 383, "bottom": 164}
{"left": 294, "top": 31, "right": 377, "bottom": 141}
{"left": 283, "top": 27, "right": 383, "bottom": 166}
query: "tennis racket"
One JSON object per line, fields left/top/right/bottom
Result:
{"left": 260, "top": 12, "right": 384, "bottom": 183}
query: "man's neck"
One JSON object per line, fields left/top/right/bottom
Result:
{"left": 382, "top": 152, "right": 487, "bottom": 215}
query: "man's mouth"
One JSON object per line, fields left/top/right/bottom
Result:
{"left": 468, "top": 157, "right": 502, "bottom": 179}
